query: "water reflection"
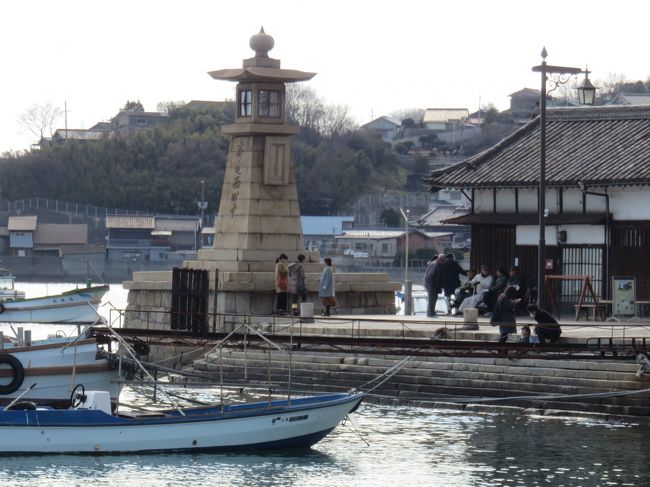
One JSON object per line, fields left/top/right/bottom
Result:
{"left": 0, "top": 403, "right": 648, "bottom": 486}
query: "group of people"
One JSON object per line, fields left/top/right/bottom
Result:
{"left": 424, "top": 257, "right": 562, "bottom": 344}
{"left": 274, "top": 254, "right": 336, "bottom": 317}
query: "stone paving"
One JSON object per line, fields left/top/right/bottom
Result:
{"left": 278, "top": 312, "right": 650, "bottom": 344}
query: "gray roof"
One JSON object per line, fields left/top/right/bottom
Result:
{"left": 301, "top": 216, "right": 354, "bottom": 236}
{"left": 426, "top": 105, "right": 650, "bottom": 189}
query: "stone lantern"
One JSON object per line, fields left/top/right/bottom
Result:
{"left": 205, "top": 27, "right": 315, "bottom": 259}
{"left": 123, "top": 29, "right": 398, "bottom": 321}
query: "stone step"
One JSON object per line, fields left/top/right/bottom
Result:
{"left": 208, "top": 350, "right": 643, "bottom": 375}
{"left": 194, "top": 361, "right": 645, "bottom": 398}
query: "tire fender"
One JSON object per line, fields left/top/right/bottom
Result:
{"left": 0, "top": 354, "right": 25, "bottom": 395}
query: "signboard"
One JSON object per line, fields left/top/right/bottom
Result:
{"left": 612, "top": 276, "right": 636, "bottom": 316}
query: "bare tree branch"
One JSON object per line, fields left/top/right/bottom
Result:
{"left": 17, "top": 103, "right": 62, "bottom": 142}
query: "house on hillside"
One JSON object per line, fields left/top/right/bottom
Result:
{"left": 5, "top": 216, "right": 37, "bottom": 256}
{"left": 106, "top": 215, "right": 201, "bottom": 260}
{"left": 422, "top": 108, "right": 477, "bottom": 145}
{"left": 154, "top": 216, "right": 201, "bottom": 251}
{"left": 426, "top": 105, "right": 650, "bottom": 303}
{"left": 423, "top": 108, "right": 468, "bottom": 130}
{"left": 360, "top": 116, "right": 400, "bottom": 143}
{"left": 106, "top": 215, "right": 162, "bottom": 261}
{"left": 111, "top": 111, "right": 169, "bottom": 137}
{"left": 0, "top": 216, "right": 89, "bottom": 256}
{"left": 508, "top": 88, "right": 540, "bottom": 122}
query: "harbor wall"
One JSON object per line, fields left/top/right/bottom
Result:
{"left": 184, "top": 348, "right": 650, "bottom": 418}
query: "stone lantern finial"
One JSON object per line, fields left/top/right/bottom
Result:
{"left": 249, "top": 27, "right": 274, "bottom": 58}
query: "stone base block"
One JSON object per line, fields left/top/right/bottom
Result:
{"left": 196, "top": 249, "right": 321, "bottom": 263}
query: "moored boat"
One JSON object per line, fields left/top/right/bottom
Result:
{"left": 0, "top": 284, "right": 109, "bottom": 323}
{"left": 0, "top": 334, "right": 122, "bottom": 408}
{"left": 0, "top": 389, "right": 364, "bottom": 454}
{"left": 0, "top": 269, "right": 25, "bottom": 302}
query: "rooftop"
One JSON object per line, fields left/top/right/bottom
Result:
{"left": 426, "top": 105, "right": 650, "bottom": 189}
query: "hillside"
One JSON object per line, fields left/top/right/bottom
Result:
{"left": 0, "top": 106, "right": 405, "bottom": 215}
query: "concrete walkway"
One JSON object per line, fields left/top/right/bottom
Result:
{"left": 278, "top": 312, "right": 650, "bottom": 344}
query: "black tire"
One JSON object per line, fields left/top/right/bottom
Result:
{"left": 0, "top": 354, "right": 24, "bottom": 395}
{"left": 0, "top": 302, "right": 5, "bottom": 314}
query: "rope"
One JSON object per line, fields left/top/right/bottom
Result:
{"left": 425, "top": 386, "right": 650, "bottom": 404}
{"left": 360, "top": 355, "right": 416, "bottom": 393}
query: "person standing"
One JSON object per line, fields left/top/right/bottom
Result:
{"left": 440, "top": 253, "right": 467, "bottom": 314}
{"left": 275, "top": 253, "right": 289, "bottom": 315}
{"left": 288, "top": 254, "right": 307, "bottom": 314}
{"left": 527, "top": 304, "right": 562, "bottom": 343}
{"left": 490, "top": 286, "right": 519, "bottom": 343}
{"left": 424, "top": 254, "right": 446, "bottom": 318}
{"left": 319, "top": 257, "right": 336, "bottom": 316}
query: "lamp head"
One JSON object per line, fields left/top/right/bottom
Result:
{"left": 577, "top": 67, "right": 597, "bottom": 105}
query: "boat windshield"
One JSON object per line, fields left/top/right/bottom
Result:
{"left": 0, "top": 276, "right": 15, "bottom": 290}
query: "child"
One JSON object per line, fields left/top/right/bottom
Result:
{"left": 519, "top": 325, "right": 531, "bottom": 344}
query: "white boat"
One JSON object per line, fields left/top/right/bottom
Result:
{"left": 0, "top": 334, "right": 121, "bottom": 408}
{"left": 0, "top": 284, "right": 109, "bottom": 323}
{"left": 0, "top": 389, "right": 364, "bottom": 453}
{"left": 0, "top": 269, "right": 25, "bottom": 301}
{"left": 395, "top": 284, "right": 448, "bottom": 315}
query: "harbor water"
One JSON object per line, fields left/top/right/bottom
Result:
{"left": 1, "top": 283, "right": 649, "bottom": 486}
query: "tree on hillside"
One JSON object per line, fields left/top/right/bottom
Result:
{"left": 380, "top": 208, "right": 401, "bottom": 227}
{"left": 17, "top": 103, "right": 62, "bottom": 142}
{"left": 122, "top": 100, "right": 145, "bottom": 112}
{"left": 390, "top": 108, "right": 424, "bottom": 125}
{"left": 413, "top": 155, "right": 430, "bottom": 174}
{"left": 156, "top": 100, "right": 186, "bottom": 113}
{"left": 401, "top": 118, "right": 416, "bottom": 129}
{"left": 286, "top": 85, "right": 356, "bottom": 136}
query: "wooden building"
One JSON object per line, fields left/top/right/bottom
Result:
{"left": 426, "top": 105, "right": 650, "bottom": 302}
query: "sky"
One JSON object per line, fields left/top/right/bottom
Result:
{"left": 1, "top": 0, "right": 649, "bottom": 154}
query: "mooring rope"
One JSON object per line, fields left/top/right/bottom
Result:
{"left": 359, "top": 355, "right": 416, "bottom": 393}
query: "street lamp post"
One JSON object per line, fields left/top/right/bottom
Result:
{"left": 532, "top": 48, "right": 596, "bottom": 308}
{"left": 400, "top": 208, "right": 412, "bottom": 315}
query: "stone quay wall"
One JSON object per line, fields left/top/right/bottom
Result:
{"left": 185, "top": 349, "right": 650, "bottom": 418}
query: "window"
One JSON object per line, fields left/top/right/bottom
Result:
{"left": 258, "top": 90, "right": 280, "bottom": 118}
{"left": 239, "top": 90, "right": 252, "bottom": 117}
{"left": 382, "top": 243, "right": 390, "bottom": 253}
{"left": 135, "top": 117, "right": 146, "bottom": 125}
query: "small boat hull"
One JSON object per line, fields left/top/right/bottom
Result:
{"left": 0, "top": 393, "right": 364, "bottom": 454}
{"left": 0, "top": 338, "right": 121, "bottom": 407}
{"left": 0, "top": 285, "right": 109, "bottom": 323}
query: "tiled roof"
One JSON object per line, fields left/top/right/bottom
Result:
{"left": 443, "top": 213, "right": 606, "bottom": 225}
{"left": 155, "top": 217, "right": 199, "bottom": 232}
{"left": 608, "top": 93, "right": 650, "bottom": 106}
{"left": 8, "top": 216, "right": 37, "bottom": 231}
{"left": 336, "top": 229, "right": 453, "bottom": 240}
{"left": 425, "top": 105, "right": 650, "bottom": 189}
{"left": 509, "top": 88, "right": 540, "bottom": 98}
{"left": 106, "top": 215, "right": 155, "bottom": 229}
{"left": 423, "top": 108, "right": 469, "bottom": 124}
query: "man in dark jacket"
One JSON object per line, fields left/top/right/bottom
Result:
{"left": 527, "top": 304, "right": 562, "bottom": 343}
{"left": 424, "top": 254, "right": 446, "bottom": 318}
{"left": 439, "top": 253, "right": 467, "bottom": 314}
